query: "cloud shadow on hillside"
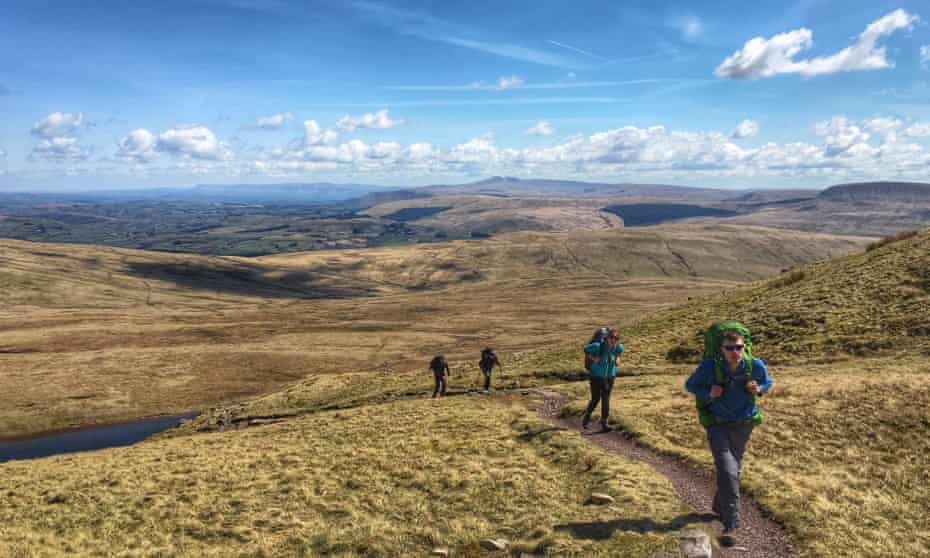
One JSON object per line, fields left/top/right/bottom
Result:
{"left": 123, "top": 261, "right": 378, "bottom": 300}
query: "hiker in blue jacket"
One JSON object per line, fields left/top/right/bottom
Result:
{"left": 582, "top": 328, "right": 624, "bottom": 432}
{"left": 685, "top": 328, "right": 772, "bottom": 545}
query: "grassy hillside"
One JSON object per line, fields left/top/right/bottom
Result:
{"left": 0, "top": 396, "right": 696, "bottom": 557}
{"left": 548, "top": 228, "right": 930, "bottom": 557}
{"left": 362, "top": 194, "right": 624, "bottom": 234}
{"left": 702, "top": 182, "right": 930, "bottom": 237}
{"left": 0, "top": 226, "right": 868, "bottom": 438}
{"left": 258, "top": 224, "right": 867, "bottom": 285}
{"left": 0, "top": 230, "right": 923, "bottom": 558}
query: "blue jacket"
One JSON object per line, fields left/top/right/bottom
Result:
{"left": 685, "top": 357, "right": 772, "bottom": 422}
{"left": 584, "top": 340, "right": 624, "bottom": 378}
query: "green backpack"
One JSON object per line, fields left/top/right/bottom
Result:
{"left": 695, "top": 321, "right": 763, "bottom": 427}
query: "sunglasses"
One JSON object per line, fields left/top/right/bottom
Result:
{"left": 722, "top": 344, "right": 745, "bottom": 352}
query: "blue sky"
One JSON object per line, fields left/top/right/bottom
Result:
{"left": 2, "top": 0, "right": 930, "bottom": 190}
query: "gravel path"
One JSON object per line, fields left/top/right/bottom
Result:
{"left": 530, "top": 389, "right": 799, "bottom": 558}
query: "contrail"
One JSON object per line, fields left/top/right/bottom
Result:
{"left": 547, "top": 40, "right": 611, "bottom": 62}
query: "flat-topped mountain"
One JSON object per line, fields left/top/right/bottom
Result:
{"left": 423, "top": 176, "right": 734, "bottom": 201}
{"left": 818, "top": 181, "right": 930, "bottom": 203}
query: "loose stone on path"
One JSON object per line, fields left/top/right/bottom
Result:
{"left": 590, "top": 492, "right": 615, "bottom": 504}
{"left": 479, "top": 538, "right": 509, "bottom": 551}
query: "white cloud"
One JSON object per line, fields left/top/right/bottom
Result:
{"left": 921, "top": 45, "right": 930, "bottom": 67}
{"left": 716, "top": 9, "right": 919, "bottom": 79}
{"left": 30, "top": 136, "right": 91, "bottom": 162}
{"left": 115, "top": 112, "right": 930, "bottom": 185}
{"left": 253, "top": 112, "right": 295, "bottom": 130}
{"left": 117, "top": 128, "right": 159, "bottom": 162}
{"left": 157, "top": 125, "right": 231, "bottom": 160}
{"left": 0, "top": 147, "right": 6, "bottom": 158}
{"left": 31, "top": 112, "right": 85, "bottom": 137}
{"left": 668, "top": 14, "right": 703, "bottom": 42}
{"left": 813, "top": 116, "right": 871, "bottom": 156}
{"left": 863, "top": 117, "right": 903, "bottom": 142}
{"left": 303, "top": 120, "right": 340, "bottom": 146}
{"left": 336, "top": 109, "right": 404, "bottom": 132}
{"left": 496, "top": 75, "right": 524, "bottom": 90}
{"left": 526, "top": 121, "right": 555, "bottom": 136}
{"left": 731, "top": 119, "right": 759, "bottom": 139}
{"left": 905, "top": 122, "right": 930, "bottom": 137}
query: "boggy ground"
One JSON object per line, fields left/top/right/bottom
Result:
{"left": 0, "top": 224, "right": 865, "bottom": 438}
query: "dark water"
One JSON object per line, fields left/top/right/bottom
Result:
{"left": 0, "top": 413, "right": 199, "bottom": 463}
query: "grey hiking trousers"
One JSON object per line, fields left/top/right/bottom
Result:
{"left": 707, "top": 421, "right": 754, "bottom": 531}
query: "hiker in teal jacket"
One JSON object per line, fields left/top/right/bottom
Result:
{"left": 685, "top": 327, "right": 772, "bottom": 544}
{"left": 582, "top": 328, "right": 624, "bottom": 432}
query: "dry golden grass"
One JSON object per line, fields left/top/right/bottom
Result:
{"left": 0, "top": 226, "right": 922, "bottom": 558}
{"left": 0, "top": 225, "right": 865, "bottom": 438}
{"left": 0, "top": 396, "right": 698, "bottom": 557}
{"left": 360, "top": 194, "right": 624, "bottom": 233}
{"left": 539, "top": 228, "right": 930, "bottom": 557}
{"left": 556, "top": 358, "right": 930, "bottom": 558}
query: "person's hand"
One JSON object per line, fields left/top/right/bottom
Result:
{"left": 745, "top": 380, "right": 761, "bottom": 395}
{"left": 709, "top": 385, "right": 724, "bottom": 399}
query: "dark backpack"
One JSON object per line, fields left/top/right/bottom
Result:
{"left": 430, "top": 356, "right": 447, "bottom": 373}
{"left": 479, "top": 348, "right": 497, "bottom": 370}
{"left": 583, "top": 327, "right": 610, "bottom": 372}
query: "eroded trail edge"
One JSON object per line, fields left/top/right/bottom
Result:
{"left": 529, "top": 388, "right": 799, "bottom": 558}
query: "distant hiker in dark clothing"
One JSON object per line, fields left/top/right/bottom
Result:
{"left": 479, "top": 347, "right": 501, "bottom": 391}
{"left": 582, "top": 327, "right": 624, "bottom": 432}
{"left": 685, "top": 324, "right": 772, "bottom": 546}
{"left": 429, "top": 355, "right": 450, "bottom": 398}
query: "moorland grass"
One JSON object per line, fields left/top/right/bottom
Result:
{"left": 0, "top": 224, "right": 863, "bottom": 437}
{"left": 546, "top": 228, "right": 930, "bottom": 557}
{"left": 0, "top": 396, "right": 697, "bottom": 557}
{"left": 557, "top": 359, "right": 930, "bottom": 558}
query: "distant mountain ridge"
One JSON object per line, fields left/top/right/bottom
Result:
{"left": 423, "top": 176, "right": 735, "bottom": 201}
{"left": 818, "top": 181, "right": 930, "bottom": 202}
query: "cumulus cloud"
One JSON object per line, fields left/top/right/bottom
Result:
{"left": 252, "top": 112, "right": 295, "bottom": 130}
{"left": 905, "top": 122, "right": 930, "bottom": 137}
{"left": 496, "top": 75, "right": 524, "bottom": 90}
{"left": 864, "top": 117, "right": 903, "bottom": 142}
{"left": 731, "top": 119, "right": 759, "bottom": 139}
{"left": 813, "top": 116, "right": 871, "bottom": 156}
{"left": 526, "top": 121, "right": 555, "bottom": 136}
{"left": 922, "top": 45, "right": 930, "bottom": 67}
{"left": 30, "top": 136, "right": 92, "bottom": 162}
{"left": 716, "top": 9, "right": 919, "bottom": 79}
{"left": 303, "top": 120, "right": 340, "bottom": 146}
{"left": 31, "top": 112, "right": 85, "bottom": 137}
{"left": 117, "top": 128, "right": 159, "bottom": 162}
{"left": 336, "top": 109, "right": 404, "bottom": 132}
{"left": 158, "top": 125, "right": 231, "bottom": 160}
{"left": 110, "top": 111, "right": 929, "bottom": 185}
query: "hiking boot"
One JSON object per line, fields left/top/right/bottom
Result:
{"left": 599, "top": 424, "right": 613, "bottom": 433}
{"left": 718, "top": 530, "right": 737, "bottom": 548}
{"left": 581, "top": 416, "right": 591, "bottom": 430}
